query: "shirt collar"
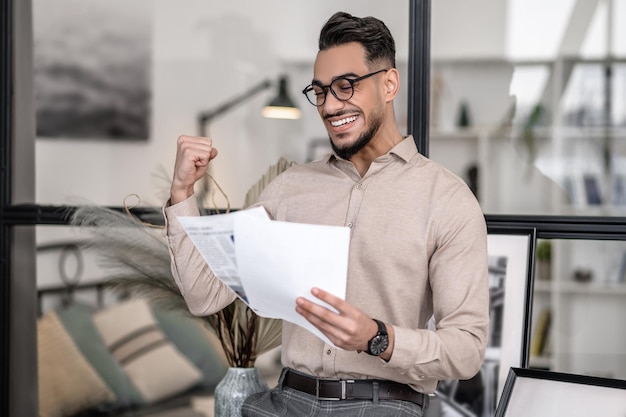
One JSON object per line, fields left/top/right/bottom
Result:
{"left": 389, "top": 135, "right": 418, "bottom": 162}
{"left": 324, "top": 135, "right": 418, "bottom": 164}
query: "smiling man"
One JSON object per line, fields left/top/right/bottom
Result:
{"left": 165, "top": 11, "right": 489, "bottom": 417}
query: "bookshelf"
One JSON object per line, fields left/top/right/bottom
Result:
{"left": 529, "top": 239, "right": 626, "bottom": 380}
{"left": 427, "top": 56, "right": 626, "bottom": 381}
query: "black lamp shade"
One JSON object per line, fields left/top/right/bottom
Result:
{"left": 262, "top": 76, "right": 301, "bottom": 119}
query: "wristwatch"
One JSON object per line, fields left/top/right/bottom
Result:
{"left": 365, "top": 319, "right": 389, "bottom": 356}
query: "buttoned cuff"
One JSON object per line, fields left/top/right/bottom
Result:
{"left": 163, "top": 195, "right": 201, "bottom": 237}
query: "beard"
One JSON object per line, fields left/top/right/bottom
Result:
{"left": 330, "top": 107, "right": 383, "bottom": 161}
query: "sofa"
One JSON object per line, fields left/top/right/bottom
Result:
{"left": 37, "top": 295, "right": 230, "bottom": 417}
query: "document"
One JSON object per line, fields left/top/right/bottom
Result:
{"left": 178, "top": 207, "right": 350, "bottom": 346}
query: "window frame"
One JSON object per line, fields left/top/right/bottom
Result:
{"left": 4, "top": 1, "right": 626, "bottom": 416}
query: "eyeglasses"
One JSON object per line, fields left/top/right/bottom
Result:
{"left": 302, "top": 69, "right": 389, "bottom": 107}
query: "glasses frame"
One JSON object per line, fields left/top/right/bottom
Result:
{"left": 302, "top": 68, "right": 389, "bottom": 107}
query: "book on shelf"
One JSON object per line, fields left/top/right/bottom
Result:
{"left": 583, "top": 174, "right": 602, "bottom": 205}
{"left": 530, "top": 308, "right": 551, "bottom": 357}
{"left": 617, "top": 251, "right": 626, "bottom": 284}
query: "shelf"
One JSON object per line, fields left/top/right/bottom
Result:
{"left": 559, "top": 281, "right": 626, "bottom": 295}
{"left": 430, "top": 127, "right": 484, "bottom": 140}
{"left": 529, "top": 355, "right": 552, "bottom": 369}
{"left": 512, "top": 125, "right": 626, "bottom": 140}
{"left": 533, "top": 280, "right": 552, "bottom": 293}
{"left": 534, "top": 280, "right": 626, "bottom": 295}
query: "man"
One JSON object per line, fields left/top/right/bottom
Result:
{"left": 165, "top": 11, "right": 489, "bottom": 417}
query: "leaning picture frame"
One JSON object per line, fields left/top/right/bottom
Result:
{"left": 431, "top": 226, "right": 536, "bottom": 417}
{"left": 495, "top": 367, "right": 626, "bottom": 416}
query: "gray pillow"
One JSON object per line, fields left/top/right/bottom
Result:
{"left": 57, "top": 303, "right": 145, "bottom": 408}
{"left": 152, "top": 306, "right": 228, "bottom": 391}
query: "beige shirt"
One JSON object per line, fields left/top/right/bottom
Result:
{"left": 165, "top": 136, "right": 489, "bottom": 394}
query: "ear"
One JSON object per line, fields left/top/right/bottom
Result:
{"left": 382, "top": 68, "right": 400, "bottom": 102}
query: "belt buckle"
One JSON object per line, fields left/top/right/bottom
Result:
{"left": 315, "top": 379, "right": 355, "bottom": 401}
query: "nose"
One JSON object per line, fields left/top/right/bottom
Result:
{"left": 321, "top": 89, "right": 345, "bottom": 115}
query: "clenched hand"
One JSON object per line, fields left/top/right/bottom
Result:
{"left": 170, "top": 135, "right": 218, "bottom": 205}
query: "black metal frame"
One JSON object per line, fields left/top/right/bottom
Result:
{"left": 2, "top": 0, "right": 626, "bottom": 415}
{"left": 495, "top": 367, "right": 626, "bottom": 417}
{"left": 0, "top": 0, "right": 13, "bottom": 413}
{"left": 408, "top": 0, "right": 430, "bottom": 155}
{"left": 485, "top": 226, "right": 537, "bottom": 369}
{"left": 485, "top": 214, "right": 626, "bottom": 240}
{"left": 435, "top": 226, "right": 537, "bottom": 417}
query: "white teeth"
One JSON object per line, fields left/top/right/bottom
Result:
{"left": 330, "top": 116, "right": 357, "bottom": 127}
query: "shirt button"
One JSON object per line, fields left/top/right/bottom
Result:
{"left": 346, "top": 222, "right": 353, "bottom": 228}
{"left": 326, "top": 349, "right": 332, "bottom": 355}
{"left": 356, "top": 183, "right": 363, "bottom": 190}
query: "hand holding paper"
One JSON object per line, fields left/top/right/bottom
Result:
{"left": 178, "top": 207, "right": 350, "bottom": 347}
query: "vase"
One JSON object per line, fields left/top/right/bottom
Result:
{"left": 214, "top": 367, "right": 269, "bottom": 417}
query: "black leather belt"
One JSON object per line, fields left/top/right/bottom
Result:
{"left": 282, "top": 369, "right": 428, "bottom": 408}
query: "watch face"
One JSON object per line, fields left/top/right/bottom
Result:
{"left": 369, "top": 335, "right": 389, "bottom": 355}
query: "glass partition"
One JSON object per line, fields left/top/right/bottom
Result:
{"left": 31, "top": 0, "right": 410, "bottom": 208}
{"left": 28, "top": 3, "right": 412, "bottom": 416}
{"left": 14, "top": 2, "right": 626, "bottom": 416}
{"left": 429, "top": 0, "right": 626, "bottom": 217}
{"left": 529, "top": 238, "right": 626, "bottom": 381}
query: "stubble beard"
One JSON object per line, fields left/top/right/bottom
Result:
{"left": 330, "top": 108, "right": 384, "bottom": 161}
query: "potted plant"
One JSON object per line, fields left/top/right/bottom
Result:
{"left": 70, "top": 159, "right": 293, "bottom": 416}
{"left": 536, "top": 240, "right": 552, "bottom": 281}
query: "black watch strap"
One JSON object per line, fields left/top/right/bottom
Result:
{"left": 373, "top": 318, "right": 387, "bottom": 336}
{"left": 365, "top": 319, "right": 389, "bottom": 356}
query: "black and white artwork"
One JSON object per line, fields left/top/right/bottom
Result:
{"left": 429, "top": 229, "right": 535, "bottom": 417}
{"left": 33, "top": 0, "right": 152, "bottom": 140}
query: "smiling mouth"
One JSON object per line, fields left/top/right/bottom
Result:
{"left": 330, "top": 115, "right": 358, "bottom": 127}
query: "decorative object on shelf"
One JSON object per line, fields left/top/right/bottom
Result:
{"left": 214, "top": 367, "right": 268, "bottom": 417}
{"left": 530, "top": 308, "right": 551, "bottom": 358}
{"left": 536, "top": 240, "right": 552, "bottom": 281}
{"left": 466, "top": 164, "right": 479, "bottom": 199}
{"left": 573, "top": 268, "right": 593, "bottom": 283}
{"left": 456, "top": 100, "right": 472, "bottom": 128}
{"left": 517, "top": 103, "right": 545, "bottom": 168}
{"left": 616, "top": 251, "right": 626, "bottom": 284}
{"left": 582, "top": 174, "right": 602, "bottom": 206}
{"left": 429, "top": 68, "right": 445, "bottom": 131}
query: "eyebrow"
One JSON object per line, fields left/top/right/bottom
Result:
{"left": 311, "top": 72, "right": 360, "bottom": 85}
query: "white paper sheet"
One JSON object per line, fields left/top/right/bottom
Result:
{"left": 178, "top": 207, "right": 350, "bottom": 346}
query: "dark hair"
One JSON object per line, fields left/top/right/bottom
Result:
{"left": 318, "top": 12, "right": 396, "bottom": 69}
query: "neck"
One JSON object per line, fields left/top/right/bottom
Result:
{"left": 350, "top": 123, "right": 404, "bottom": 177}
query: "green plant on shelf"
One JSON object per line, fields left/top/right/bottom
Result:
{"left": 537, "top": 240, "right": 552, "bottom": 262}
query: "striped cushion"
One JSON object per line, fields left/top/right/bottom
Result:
{"left": 93, "top": 298, "right": 202, "bottom": 403}
{"left": 38, "top": 312, "right": 115, "bottom": 417}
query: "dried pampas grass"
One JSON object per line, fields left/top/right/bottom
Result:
{"left": 69, "top": 157, "right": 293, "bottom": 368}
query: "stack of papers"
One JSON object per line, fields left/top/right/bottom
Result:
{"left": 178, "top": 207, "right": 350, "bottom": 345}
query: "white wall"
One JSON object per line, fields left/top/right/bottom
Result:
{"left": 35, "top": 0, "right": 509, "bottom": 209}
{"left": 431, "top": 0, "right": 507, "bottom": 60}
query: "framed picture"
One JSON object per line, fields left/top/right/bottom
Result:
{"left": 431, "top": 227, "right": 536, "bottom": 417}
{"left": 495, "top": 367, "right": 626, "bottom": 417}
{"left": 33, "top": 0, "right": 152, "bottom": 140}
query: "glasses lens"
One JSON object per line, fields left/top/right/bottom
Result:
{"left": 330, "top": 78, "right": 354, "bottom": 101}
{"left": 304, "top": 85, "right": 325, "bottom": 106}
